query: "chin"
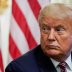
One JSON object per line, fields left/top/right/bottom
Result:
{"left": 44, "top": 49, "right": 61, "bottom": 57}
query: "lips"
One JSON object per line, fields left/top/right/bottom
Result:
{"left": 47, "top": 45, "right": 59, "bottom": 49}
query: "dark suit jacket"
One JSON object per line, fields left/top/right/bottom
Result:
{"left": 5, "top": 45, "right": 72, "bottom": 72}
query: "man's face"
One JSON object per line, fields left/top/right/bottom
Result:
{"left": 40, "top": 17, "right": 72, "bottom": 60}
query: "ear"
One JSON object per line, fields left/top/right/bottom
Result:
{"left": 70, "top": 35, "right": 72, "bottom": 42}
{"left": 69, "top": 35, "right": 72, "bottom": 40}
{"left": 71, "top": 35, "right": 72, "bottom": 38}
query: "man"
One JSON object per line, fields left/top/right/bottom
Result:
{"left": 5, "top": 3, "right": 72, "bottom": 72}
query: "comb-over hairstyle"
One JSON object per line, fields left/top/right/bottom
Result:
{"left": 38, "top": 3, "right": 72, "bottom": 22}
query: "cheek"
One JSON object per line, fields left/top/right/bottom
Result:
{"left": 57, "top": 33, "right": 71, "bottom": 46}
{"left": 40, "top": 33, "right": 47, "bottom": 43}
{"left": 40, "top": 33, "right": 48, "bottom": 49}
{"left": 59, "top": 35, "right": 72, "bottom": 52}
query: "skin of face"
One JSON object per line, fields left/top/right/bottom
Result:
{"left": 39, "top": 16, "right": 72, "bottom": 62}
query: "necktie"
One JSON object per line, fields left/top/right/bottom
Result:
{"left": 58, "top": 62, "right": 67, "bottom": 72}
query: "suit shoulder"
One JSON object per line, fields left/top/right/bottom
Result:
{"left": 15, "top": 45, "right": 40, "bottom": 63}
{"left": 5, "top": 45, "right": 41, "bottom": 72}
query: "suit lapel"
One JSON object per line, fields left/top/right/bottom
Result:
{"left": 35, "top": 45, "right": 57, "bottom": 72}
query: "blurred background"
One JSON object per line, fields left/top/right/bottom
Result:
{"left": 0, "top": 0, "right": 72, "bottom": 72}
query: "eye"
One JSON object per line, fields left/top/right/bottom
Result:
{"left": 41, "top": 25, "right": 50, "bottom": 34}
{"left": 55, "top": 27, "right": 65, "bottom": 34}
{"left": 56, "top": 28, "right": 65, "bottom": 31}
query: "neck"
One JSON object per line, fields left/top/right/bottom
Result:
{"left": 50, "top": 53, "right": 71, "bottom": 62}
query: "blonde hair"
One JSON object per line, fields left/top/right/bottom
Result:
{"left": 38, "top": 3, "right": 72, "bottom": 22}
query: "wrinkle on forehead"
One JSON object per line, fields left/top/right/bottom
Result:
{"left": 40, "top": 17, "right": 72, "bottom": 25}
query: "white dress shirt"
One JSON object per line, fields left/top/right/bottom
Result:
{"left": 51, "top": 54, "right": 72, "bottom": 72}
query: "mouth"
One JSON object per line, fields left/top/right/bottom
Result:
{"left": 46, "top": 45, "right": 59, "bottom": 50}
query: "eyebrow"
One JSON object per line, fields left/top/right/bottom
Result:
{"left": 41, "top": 24, "right": 48, "bottom": 27}
{"left": 41, "top": 24, "right": 67, "bottom": 29}
{"left": 55, "top": 25, "right": 66, "bottom": 29}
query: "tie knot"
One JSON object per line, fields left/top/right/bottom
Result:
{"left": 58, "top": 62, "right": 66, "bottom": 68}
{"left": 58, "top": 62, "right": 67, "bottom": 72}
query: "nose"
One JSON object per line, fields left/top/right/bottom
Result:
{"left": 48, "top": 29, "right": 55, "bottom": 41}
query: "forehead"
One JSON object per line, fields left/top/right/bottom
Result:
{"left": 40, "top": 16, "right": 72, "bottom": 28}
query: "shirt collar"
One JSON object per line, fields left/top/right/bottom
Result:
{"left": 50, "top": 54, "right": 72, "bottom": 70}
{"left": 65, "top": 54, "right": 72, "bottom": 70}
{"left": 50, "top": 57, "right": 59, "bottom": 68}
